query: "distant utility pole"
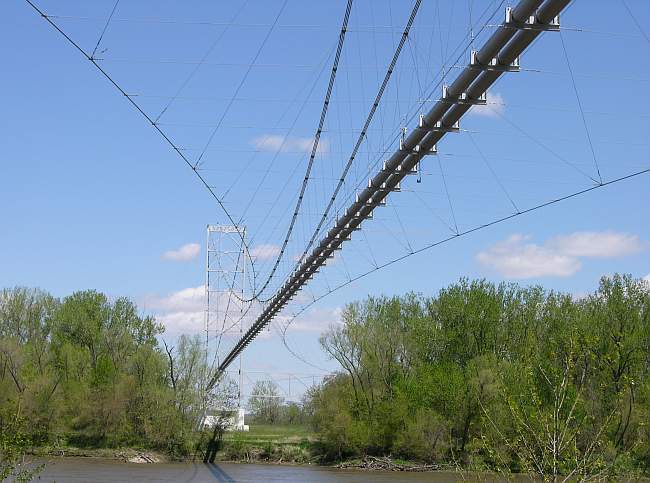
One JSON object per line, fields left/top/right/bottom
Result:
{"left": 204, "top": 224, "right": 247, "bottom": 408}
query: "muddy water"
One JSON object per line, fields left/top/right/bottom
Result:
{"left": 37, "top": 458, "right": 480, "bottom": 482}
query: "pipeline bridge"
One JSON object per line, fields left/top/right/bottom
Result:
{"left": 22, "top": 0, "right": 650, "bottom": 396}
{"left": 211, "top": 0, "right": 573, "bottom": 385}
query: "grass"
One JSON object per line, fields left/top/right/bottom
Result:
{"left": 217, "top": 424, "right": 317, "bottom": 464}
{"left": 223, "top": 424, "right": 314, "bottom": 444}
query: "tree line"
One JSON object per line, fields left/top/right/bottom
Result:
{"left": 306, "top": 274, "right": 650, "bottom": 479}
{"left": 247, "top": 380, "right": 312, "bottom": 425}
{"left": 0, "top": 288, "right": 210, "bottom": 464}
{"left": 2, "top": 275, "right": 648, "bottom": 480}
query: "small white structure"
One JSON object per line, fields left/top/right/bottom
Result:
{"left": 203, "top": 408, "right": 249, "bottom": 432}
{"left": 232, "top": 407, "right": 249, "bottom": 431}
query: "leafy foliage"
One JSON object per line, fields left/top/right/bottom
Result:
{"left": 0, "top": 288, "right": 210, "bottom": 462}
{"left": 249, "top": 381, "right": 284, "bottom": 424}
{"left": 309, "top": 275, "right": 650, "bottom": 479}
{"left": 2, "top": 276, "right": 648, "bottom": 480}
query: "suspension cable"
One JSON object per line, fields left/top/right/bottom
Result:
{"left": 243, "top": 0, "right": 355, "bottom": 300}
{"left": 287, "top": 0, "right": 423, "bottom": 288}
{"left": 24, "top": 0, "right": 259, "bottom": 297}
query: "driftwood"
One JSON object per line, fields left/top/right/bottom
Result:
{"left": 336, "top": 455, "right": 438, "bottom": 472}
{"left": 125, "top": 452, "right": 159, "bottom": 464}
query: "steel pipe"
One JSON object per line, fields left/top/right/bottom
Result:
{"left": 211, "top": 0, "right": 572, "bottom": 384}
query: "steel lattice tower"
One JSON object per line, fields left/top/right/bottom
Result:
{"left": 204, "top": 224, "right": 247, "bottom": 406}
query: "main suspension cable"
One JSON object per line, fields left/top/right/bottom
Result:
{"left": 279, "top": 168, "right": 650, "bottom": 369}
{"left": 242, "top": 0, "right": 355, "bottom": 300}
{"left": 287, "top": 0, "right": 423, "bottom": 289}
{"left": 24, "top": 0, "right": 259, "bottom": 296}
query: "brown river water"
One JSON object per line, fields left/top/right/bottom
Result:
{"left": 36, "top": 458, "right": 496, "bottom": 482}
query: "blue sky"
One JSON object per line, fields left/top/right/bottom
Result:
{"left": 2, "top": 0, "right": 649, "bottom": 393}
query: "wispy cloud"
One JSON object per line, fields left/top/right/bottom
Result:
{"left": 546, "top": 232, "right": 644, "bottom": 258}
{"left": 145, "top": 285, "right": 205, "bottom": 313}
{"left": 162, "top": 243, "right": 201, "bottom": 262}
{"left": 143, "top": 285, "right": 205, "bottom": 337}
{"left": 252, "top": 134, "right": 329, "bottom": 155}
{"left": 156, "top": 310, "right": 205, "bottom": 338}
{"left": 477, "top": 234, "right": 580, "bottom": 278}
{"left": 144, "top": 283, "right": 337, "bottom": 339}
{"left": 470, "top": 91, "right": 505, "bottom": 118}
{"left": 477, "top": 231, "right": 646, "bottom": 279}
{"left": 282, "top": 306, "right": 343, "bottom": 334}
{"left": 145, "top": 286, "right": 260, "bottom": 339}
{"left": 251, "top": 244, "right": 281, "bottom": 261}
{"left": 272, "top": 306, "right": 342, "bottom": 346}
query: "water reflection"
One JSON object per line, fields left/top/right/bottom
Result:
{"left": 204, "top": 463, "right": 236, "bottom": 482}
{"left": 38, "top": 457, "right": 468, "bottom": 482}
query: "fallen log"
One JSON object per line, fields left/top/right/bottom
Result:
{"left": 336, "top": 455, "right": 439, "bottom": 472}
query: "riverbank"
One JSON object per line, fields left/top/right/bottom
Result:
{"left": 25, "top": 447, "right": 650, "bottom": 482}
{"left": 215, "top": 439, "right": 439, "bottom": 471}
{"left": 28, "top": 446, "right": 171, "bottom": 464}
{"left": 24, "top": 425, "right": 316, "bottom": 465}
{"left": 28, "top": 442, "right": 437, "bottom": 472}
{"left": 215, "top": 423, "right": 316, "bottom": 465}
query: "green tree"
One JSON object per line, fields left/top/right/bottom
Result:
{"left": 312, "top": 275, "right": 650, "bottom": 477}
{"left": 249, "top": 380, "right": 284, "bottom": 424}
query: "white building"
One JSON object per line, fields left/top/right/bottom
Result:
{"left": 203, "top": 408, "right": 249, "bottom": 432}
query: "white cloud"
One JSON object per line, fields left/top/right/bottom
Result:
{"left": 145, "top": 285, "right": 205, "bottom": 313}
{"left": 142, "top": 285, "right": 205, "bottom": 337}
{"left": 279, "top": 306, "right": 343, "bottom": 334}
{"left": 145, "top": 285, "right": 261, "bottom": 338}
{"left": 144, "top": 284, "right": 341, "bottom": 340}
{"left": 156, "top": 311, "right": 205, "bottom": 337}
{"left": 162, "top": 243, "right": 200, "bottom": 262}
{"left": 470, "top": 91, "right": 505, "bottom": 118}
{"left": 547, "top": 231, "right": 644, "bottom": 258}
{"left": 251, "top": 244, "right": 281, "bottom": 261}
{"left": 252, "top": 134, "right": 329, "bottom": 155}
{"left": 477, "top": 231, "right": 646, "bottom": 279}
{"left": 643, "top": 274, "right": 650, "bottom": 284}
{"left": 477, "top": 234, "right": 581, "bottom": 278}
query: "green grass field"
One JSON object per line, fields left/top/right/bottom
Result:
{"left": 223, "top": 424, "right": 313, "bottom": 444}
